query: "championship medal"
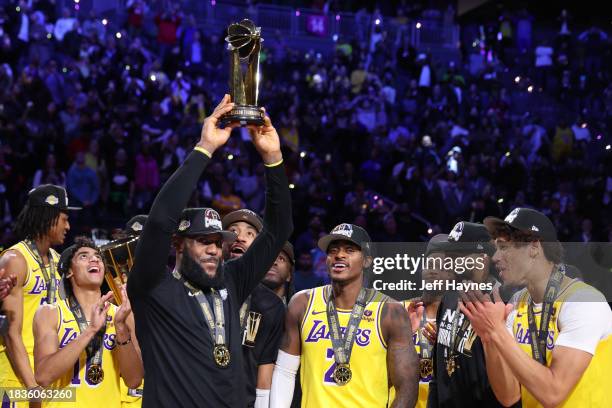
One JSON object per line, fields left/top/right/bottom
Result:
{"left": 87, "top": 364, "right": 104, "bottom": 384}
{"left": 420, "top": 358, "right": 433, "bottom": 379}
{"left": 333, "top": 363, "right": 352, "bottom": 386}
{"left": 213, "top": 344, "right": 231, "bottom": 368}
{"left": 446, "top": 356, "right": 456, "bottom": 376}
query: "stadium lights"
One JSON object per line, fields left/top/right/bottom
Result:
{"left": 74, "top": 0, "right": 79, "bottom": 3}
{"left": 102, "top": 19, "right": 108, "bottom": 26}
{"left": 427, "top": 228, "right": 433, "bottom": 234}
{"left": 295, "top": 10, "right": 300, "bottom": 17}
{"left": 505, "top": 151, "right": 510, "bottom": 157}
{"left": 498, "top": 198, "right": 504, "bottom": 203}
{"left": 300, "top": 151, "right": 307, "bottom": 158}
{"left": 606, "top": 145, "right": 611, "bottom": 151}
{"left": 581, "top": 123, "right": 587, "bottom": 128}
{"left": 597, "top": 134, "right": 602, "bottom": 140}
{"left": 336, "top": 14, "right": 340, "bottom": 21}
{"left": 115, "top": 32, "right": 122, "bottom": 39}
{"left": 289, "top": 184, "right": 295, "bottom": 189}
{"left": 375, "top": 18, "right": 381, "bottom": 25}
{"left": 332, "top": 34, "right": 338, "bottom": 41}
{"left": 150, "top": 74, "right": 157, "bottom": 82}
{"left": 227, "top": 154, "right": 234, "bottom": 160}
{"left": 514, "top": 76, "right": 520, "bottom": 83}
{"left": 47, "top": 33, "right": 52, "bottom": 39}
{"left": 416, "top": 22, "right": 422, "bottom": 29}
{"left": 125, "top": 65, "right": 130, "bottom": 71}
{"left": 527, "top": 85, "right": 533, "bottom": 93}
{"left": 16, "top": 6, "right": 20, "bottom": 12}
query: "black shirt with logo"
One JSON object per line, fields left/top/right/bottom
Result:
{"left": 428, "top": 290, "right": 520, "bottom": 408}
{"left": 243, "top": 284, "right": 286, "bottom": 407}
{"left": 128, "top": 151, "right": 293, "bottom": 408}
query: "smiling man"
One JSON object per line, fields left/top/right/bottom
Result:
{"left": 461, "top": 208, "right": 612, "bottom": 407}
{"left": 270, "top": 223, "right": 419, "bottom": 408}
{"left": 0, "top": 185, "right": 79, "bottom": 407}
{"left": 32, "top": 237, "right": 143, "bottom": 408}
{"left": 223, "top": 207, "right": 293, "bottom": 408}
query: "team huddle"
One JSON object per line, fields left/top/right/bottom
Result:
{"left": 1, "top": 96, "right": 611, "bottom": 408}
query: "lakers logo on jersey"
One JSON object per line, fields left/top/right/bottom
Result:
{"left": 299, "top": 286, "right": 390, "bottom": 408}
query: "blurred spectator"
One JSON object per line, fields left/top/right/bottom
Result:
{"left": 33, "top": 153, "right": 66, "bottom": 188}
{"left": 66, "top": 151, "right": 100, "bottom": 208}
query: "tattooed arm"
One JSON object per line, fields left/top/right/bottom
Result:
{"left": 382, "top": 301, "right": 419, "bottom": 408}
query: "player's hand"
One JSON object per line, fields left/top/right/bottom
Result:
{"left": 406, "top": 301, "right": 424, "bottom": 334}
{"left": 423, "top": 321, "right": 437, "bottom": 344}
{"left": 459, "top": 288, "right": 512, "bottom": 343}
{"left": 88, "top": 291, "right": 113, "bottom": 333}
{"left": 114, "top": 285, "right": 132, "bottom": 330}
{"left": 197, "top": 94, "right": 239, "bottom": 155}
{"left": 247, "top": 111, "right": 282, "bottom": 165}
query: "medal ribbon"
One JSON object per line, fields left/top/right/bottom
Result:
{"left": 527, "top": 264, "right": 565, "bottom": 364}
{"left": 325, "top": 285, "right": 372, "bottom": 366}
{"left": 26, "top": 239, "right": 57, "bottom": 304}
{"left": 67, "top": 295, "right": 106, "bottom": 369}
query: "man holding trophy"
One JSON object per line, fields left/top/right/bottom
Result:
{"left": 127, "top": 19, "right": 294, "bottom": 408}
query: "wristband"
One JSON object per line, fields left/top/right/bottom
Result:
{"left": 263, "top": 158, "right": 283, "bottom": 168}
{"left": 194, "top": 146, "right": 212, "bottom": 158}
{"left": 117, "top": 335, "right": 132, "bottom": 346}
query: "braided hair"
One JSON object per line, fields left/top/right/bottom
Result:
{"left": 14, "top": 203, "right": 62, "bottom": 241}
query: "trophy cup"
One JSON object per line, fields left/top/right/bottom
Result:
{"left": 219, "top": 19, "right": 265, "bottom": 127}
{"left": 99, "top": 236, "right": 139, "bottom": 304}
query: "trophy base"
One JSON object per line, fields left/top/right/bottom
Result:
{"left": 219, "top": 105, "right": 265, "bottom": 127}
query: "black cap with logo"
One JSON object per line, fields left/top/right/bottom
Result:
{"left": 222, "top": 209, "right": 263, "bottom": 233}
{"left": 125, "top": 215, "right": 148, "bottom": 236}
{"left": 27, "top": 184, "right": 81, "bottom": 211}
{"left": 176, "top": 208, "right": 236, "bottom": 242}
{"left": 318, "top": 223, "right": 372, "bottom": 253}
{"left": 441, "top": 221, "right": 496, "bottom": 256}
{"left": 484, "top": 207, "right": 558, "bottom": 242}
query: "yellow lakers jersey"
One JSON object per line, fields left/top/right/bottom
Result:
{"left": 512, "top": 280, "right": 612, "bottom": 407}
{"left": 388, "top": 300, "right": 432, "bottom": 408}
{"left": 0, "top": 241, "right": 60, "bottom": 387}
{"left": 300, "top": 286, "right": 390, "bottom": 408}
{"left": 43, "top": 299, "right": 123, "bottom": 408}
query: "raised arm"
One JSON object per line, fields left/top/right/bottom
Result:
{"left": 225, "top": 114, "right": 293, "bottom": 303}
{"left": 0, "top": 251, "right": 37, "bottom": 389}
{"left": 33, "top": 293, "right": 112, "bottom": 387}
{"left": 382, "top": 301, "right": 419, "bottom": 408}
{"left": 270, "top": 290, "right": 309, "bottom": 408}
{"left": 128, "top": 95, "right": 237, "bottom": 296}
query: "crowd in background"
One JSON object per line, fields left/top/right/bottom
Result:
{"left": 0, "top": 0, "right": 610, "bottom": 290}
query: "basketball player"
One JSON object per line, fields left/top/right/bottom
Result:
{"left": 0, "top": 185, "right": 78, "bottom": 407}
{"left": 399, "top": 233, "right": 453, "bottom": 408}
{"left": 128, "top": 95, "right": 293, "bottom": 407}
{"left": 270, "top": 223, "right": 419, "bottom": 408}
{"left": 33, "top": 237, "right": 143, "bottom": 407}
{"left": 427, "top": 222, "right": 514, "bottom": 407}
{"left": 222, "top": 210, "right": 293, "bottom": 408}
{"left": 461, "top": 208, "right": 612, "bottom": 407}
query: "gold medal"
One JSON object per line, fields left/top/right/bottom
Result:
{"left": 213, "top": 344, "right": 231, "bottom": 368}
{"left": 86, "top": 364, "right": 104, "bottom": 384}
{"left": 333, "top": 363, "right": 352, "bottom": 386}
{"left": 419, "top": 358, "right": 433, "bottom": 379}
{"left": 446, "top": 356, "right": 456, "bottom": 376}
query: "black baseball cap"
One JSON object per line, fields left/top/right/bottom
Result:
{"left": 441, "top": 222, "right": 496, "bottom": 256}
{"left": 318, "top": 223, "right": 371, "bottom": 253}
{"left": 176, "top": 208, "right": 236, "bottom": 242}
{"left": 484, "top": 208, "right": 558, "bottom": 242}
{"left": 27, "top": 184, "right": 81, "bottom": 211}
{"left": 425, "top": 234, "right": 449, "bottom": 256}
{"left": 222, "top": 209, "right": 263, "bottom": 233}
{"left": 126, "top": 215, "right": 147, "bottom": 236}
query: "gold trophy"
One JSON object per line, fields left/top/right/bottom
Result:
{"left": 99, "top": 236, "right": 139, "bottom": 304}
{"left": 219, "top": 19, "right": 265, "bottom": 127}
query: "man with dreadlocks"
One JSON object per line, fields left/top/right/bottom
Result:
{"left": 0, "top": 185, "right": 79, "bottom": 407}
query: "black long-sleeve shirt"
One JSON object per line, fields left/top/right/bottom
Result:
{"left": 127, "top": 150, "right": 293, "bottom": 408}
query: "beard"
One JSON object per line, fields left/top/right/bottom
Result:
{"left": 180, "top": 251, "right": 224, "bottom": 290}
{"left": 262, "top": 275, "right": 283, "bottom": 291}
